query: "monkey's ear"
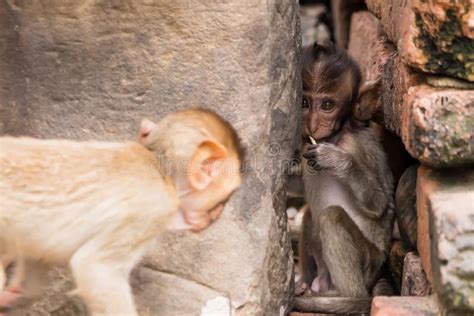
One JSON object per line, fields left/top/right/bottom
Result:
{"left": 189, "top": 140, "right": 228, "bottom": 191}
{"left": 354, "top": 80, "right": 380, "bottom": 120}
{"left": 138, "top": 119, "right": 157, "bottom": 144}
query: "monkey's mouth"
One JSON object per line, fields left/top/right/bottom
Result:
{"left": 302, "top": 134, "right": 317, "bottom": 144}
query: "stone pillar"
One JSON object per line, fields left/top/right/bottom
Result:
{"left": 0, "top": 1, "right": 301, "bottom": 315}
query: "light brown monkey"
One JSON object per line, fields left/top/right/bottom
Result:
{"left": 294, "top": 44, "right": 395, "bottom": 314}
{"left": 0, "top": 108, "right": 243, "bottom": 315}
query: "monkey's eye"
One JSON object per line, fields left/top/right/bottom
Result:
{"left": 302, "top": 98, "right": 310, "bottom": 109}
{"left": 320, "top": 100, "right": 335, "bottom": 111}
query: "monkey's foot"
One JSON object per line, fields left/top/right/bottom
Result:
{"left": 310, "top": 275, "right": 330, "bottom": 293}
{"left": 295, "top": 281, "right": 310, "bottom": 296}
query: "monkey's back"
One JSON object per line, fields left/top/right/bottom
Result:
{"left": 0, "top": 137, "right": 178, "bottom": 262}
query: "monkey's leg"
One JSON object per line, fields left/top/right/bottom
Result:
{"left": 298, "top": 211, "right": 317, "bottom": 287}
{"left": 317, "top": 206, "right": 369, "bottom": 297}
{"left": 70, "top": 240, "right": 144, "bottom": 316}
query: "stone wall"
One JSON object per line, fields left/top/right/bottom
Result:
{"left": 0, "top": 1, "right": 301, "bottom": 315}
{"left": 343, "top": 0, "right": 474, "bottom": 314}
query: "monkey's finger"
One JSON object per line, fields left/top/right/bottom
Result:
{"left": 307, "top": 159, "right": 318, "bottom": 169}
{"left": 307, "top": 159, "right": 324, "bottom": 171}
{"left": 302, "top": 151, "right": 317, "bottom": 159}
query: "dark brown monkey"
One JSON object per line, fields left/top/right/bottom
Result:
{"left": 294, "top": 44, "right": 395, "bottom": 314}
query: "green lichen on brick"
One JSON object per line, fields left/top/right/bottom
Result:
{"left": 410, "top": 109, "right": 474, "bottom": 167}
{"left": 442, "top": 283, "right": 473, "bottom": 312}
{"left": 414, "top": 9, "right": 474, "bottom": 81}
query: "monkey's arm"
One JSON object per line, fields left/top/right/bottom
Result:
{"left": 303, "top": 137, "right": 391, "bottom": 219}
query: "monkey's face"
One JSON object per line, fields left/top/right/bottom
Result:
{"left": 302, "top": 92, "right": 346, "bottom": 142}
{"left": 178, "top": 155, "right": 241, "bottom": 232}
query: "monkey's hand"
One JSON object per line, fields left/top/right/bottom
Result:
{"left": 303, "top": 143, "right": 350, "bottom": 172}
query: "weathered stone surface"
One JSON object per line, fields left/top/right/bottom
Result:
{"left": 401, "top": 252, "right": 430, "bottom": 296}
{"left": 331, "top": 0, "right": 365, "bottom": 48}
{"left": 389, "top": 240, "right": 409, "bottom": 292}
{"left": 300, "top": 4, "right": 331, "bottom": 47}
{"left": 347, "top": 11, "right": 424, "bottom": 133}
{"left": 371, "top": 296, "right": 439, "bottom": 316}
{"left": 417, "top": 167, "right": 474, "bottom": 312}
{"left": 348, "top": 11, "right": 387, "bottom": 82}
{"left": 382, "top": 52, "right": 425, "bottom": 136}
{"left": 396, "top": 165, "right": 419, "bottom": 250}
{"left": 0, "top": 1, "right": 300, "bottom": 315}
{"left": 348, "top": 11, "right": 393, "bottom": 122}
{"left": 348, "top": 11, "right": 473, "bottom": 167}
{"left": 366, "top": 0, "right": 474, "bottom": 81}
{"left": 131, "top": 268, "right": 224, "bottom": 316}
{"left": 401, "top": 85, "right": 474, "bottom": 167}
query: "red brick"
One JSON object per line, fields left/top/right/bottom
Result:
{"left": 401, "top": 252, "right": 430, "bottom": 296}
{"left": 388, "top": 241, "right": 408, "bottom": 291}
{"left": 349, "top": 11, "right": 472, "bottom": 167}
{"left": 331, "top": 0, "right": 365, "bottom": 48}
{"left": 371, "top": 296, "right": 438, "bottom": 316}
{"left": 401, "top": 85, "right": 474, "bottom": 167}
{"left": 366, "top": 0, "right": 474, "bottom": 81}
{"left": 348, "top": 11, "right": 424, "bottom": 132}
{"left": 416, "top": 167, "right": 474, "bottom": 312}
{"left": 348, "top": 11, "right": 394, "bottom": 122}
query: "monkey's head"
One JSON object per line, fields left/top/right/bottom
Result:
{"left": 302, "top": 43, "right": 373, "bottom": 142}
{"left": 138, "top": 108, "right": 243, "bottom": 232}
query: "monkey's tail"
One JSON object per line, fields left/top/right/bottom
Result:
{"left": 293, "top": 296, "right": 372, "bottom": 314}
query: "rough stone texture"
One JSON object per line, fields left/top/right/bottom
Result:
{"left": 348, "top": 11, "right": 393, "bottom": 123}
{"left": 371, "top": 296, "right": 439, "bottom": 316}
{"left": 366, "top": 0, "right": 474, "bottom": 81}
{"left": 381, "top": 52, "right": 425, "bottom": 136}
{"left": 401, "top": 252, "right": 430, "bottom": 296}
{"left": 348, "top": 10, "right": 473, "bottom": 167}
{"left": 401, "top": 85, "right": 474, "bottom": 168}
{"left": 396, "top": 165, "right": 419, "bottom": 251}
{"left": 347, "top": 11, "right": 425, "bottom": 133}
{"left": 389, "top": 240, "right": 409, "bottom": 292}
{"left": 0, "top": 1, "right": 301, "bottom": 315}
{"left": 331, "top": 0, "right": 365, "bottom": 49}
{"left": 417, "top": 167, "right": 474, "bottom": 312}
{"left": 300, "top": 4, "right": 331, "bottom": 47}
{"left": 131, "top": 268, "right": 224, "bottom": 316}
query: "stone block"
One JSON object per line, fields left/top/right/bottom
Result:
{"left": 401, "top": 252, "right": 430, "bottom": 296}
{"left": 348, "top": 11, "right": 393, "bottom": 123}
{"left": 371, "top": 296, "right": 439, "bottom": 316}
{"left": 417, "top": 167, "right": 474, "bottom": 312}
{"left": 349, "top": 11, "right": 473, "bottom": 167}
{"left": 331, "top": 0, "right": 365, "bottom": 48}
{"left": 366, "top": 0, "right": 474, "bottom": 81}
{"left": 395, "top": 165, "right": 418, "bottom": 250}
{"left": 401, "top": 85, "right": 474, "bottom": 167}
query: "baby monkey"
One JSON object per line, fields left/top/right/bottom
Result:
{"left": 0, "top": 108, "right": 243, "bottom": 315}
{"left": 295, "top": 44, "right": 394, "bottom": 314}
